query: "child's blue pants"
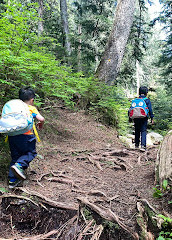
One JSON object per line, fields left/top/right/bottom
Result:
{"left": 134, "top": 118, "right": 148, "bottom": 147}
{"left": 8, "top": 134, "right": 37, "bottom": 180}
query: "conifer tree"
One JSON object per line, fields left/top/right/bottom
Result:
{"left": 158, "top": 0, "right": 172, "bottom": 92}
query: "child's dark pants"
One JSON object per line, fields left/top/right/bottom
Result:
{"left": 8, "top": 134, "right": 37, "bottom": 180}
{"left": 134, "top": 118, "right": 148, "bottom": 147}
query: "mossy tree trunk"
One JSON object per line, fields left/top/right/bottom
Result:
{"left": 155, "top": 130, "right": 172, "bottom": 187}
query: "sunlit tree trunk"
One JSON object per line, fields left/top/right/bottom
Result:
{"left": 38, "top": 0, "right": 44, "bottom": 36}
{"left": 77, "top": 24, "right": 82, "bottom": 71}
{"left": 96, "top": 0, "right": 135, "bottom": 85}
{"left": 136, "top": 60, "right": 140, "bottom": 96}
{"left": 60, "top": 0, "right": 71, "bottom": 56}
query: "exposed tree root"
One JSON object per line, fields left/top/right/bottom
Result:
{"left": 44, "top": 176, "right": 79, "bottom": 188}
{"left": 102, "top": 149, "right": 129, "bottom": 157}
{"left": 16, "top": 187, "right": 78, "bottom": 210}
{"left": 0, "top": 194, "right": 39, "bottom": 207}
{"left": 1, "top": 191, "right": 165, "bottom": 240}
{"left": 77, "top": 219, "right": 95, "bottom": 240}
{"left": 87, "top": 155, "right": 103, "bottom": 170}
{"left": 77, "top": 196, "right": 139, "bottom": 240}
{"left": 135, "top": 199, "right": 169, "bottom": 240}
{"left": 85, "top": 149, "right": 133, "bottom": 171}
{"left": 18, "top": 215, "right": 78, "bottom": 240}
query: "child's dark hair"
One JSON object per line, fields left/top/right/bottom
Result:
{"left": 139, "top": 86, "right": 148, "bottom": 96}
{"left": 19, "top": 87, "right": 36, "bottom": 101}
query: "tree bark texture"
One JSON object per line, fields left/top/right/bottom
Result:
{"left": 155, "top": 130, "right": 172, "bottom": 186}
{"left": 38, "top": 0, "right": 44, "bottom": 36}
{"left": 136, "top": 60, "right": 140, "bottom": 96}
{"left": 96, "top": 0, "right": 135, "bottom": 85}
{"left": 60, "top": 0, "right": 71, "bottom": 56}
{"left": 77, "top": 24, "right": 82, "bottom": 71}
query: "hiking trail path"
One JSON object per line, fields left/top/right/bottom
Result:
{"left": 0, "top": 107, "right": 161, "bottom": 239}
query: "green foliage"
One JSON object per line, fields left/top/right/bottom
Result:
{"left": 87, "top": 85, "right": 130, "bottom": 134}
{"left": 157, "top": 233, "right": 172, "bottom": 240}
{"left": 0, "top": 1, "right": 130, "bottom": 136}
{"left": 157, "top": 214, "right": 172, "bottom": 240}
{"left": 151, "top": 87, "right": 172, "bottom": 134}
{"left": 103, "top": 220, "right": 119, "bottom": 233}
{"left": 83, "top": 207, "right": 94, "bottom": 221}
{"left": 0, "top": 135, "right": 10, "bottom": 181}
{"left": 71, "top": 0, "right": 115, "bottom": 73}
{"left": 162, "top": 179, "right": 168, "bottom": 191}
{"left": 158, "top": 215, "right": 172, "bottom": 227}
{"left": 0, "top": 187, "right": 8, "bottom": 193}
{"left": 153, "top": 180, "right": 170, "bottom": 198}
{"left": 157, "top": 0, "right": 172, "bottom": 93}
{"left": 153, "top": 186, "right": 163, "bottom": 198}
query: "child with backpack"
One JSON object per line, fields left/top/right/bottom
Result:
{"left": 129, "top": 86, "right": 154, "bottom": 151}
{"left": 7, "top": 87, "right": 45, "bottom": 188}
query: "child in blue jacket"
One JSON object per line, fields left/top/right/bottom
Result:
{"left": 129, "top": 86, "right": 154, "bottom": 151}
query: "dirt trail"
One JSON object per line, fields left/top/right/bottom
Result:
{"left": 0, "top": 107, "right": 160, "bottom": 239}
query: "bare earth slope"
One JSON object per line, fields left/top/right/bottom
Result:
{"left": 0, "top": 107, "right": 159, "bottom": 239}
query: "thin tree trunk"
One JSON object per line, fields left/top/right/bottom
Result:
{"left": 38, "top": 0, "right": 44, "bottom": 36}
{"left": 96, "top": 0, "right": 135, "bottom": 85}
{"left": 136, "top": 60, "right": 140, "bottom": 96}
{"left": 60, "top": 0, "right": 71, "bottom": 56}
{"left": 77, "top": 24, "right": 82, "bottom": 71}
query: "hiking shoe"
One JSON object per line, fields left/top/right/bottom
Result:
{"left": 140, "top": 146, "right": 146, "bottom": 152}
{"left": 135, "top": 145, "right": 139, "bottom": 150}
{"left": 9, "top": 179, "right": 22, "bottom": 189}
{"left": 11, "top": 163, "right": 26, "bottom": 180}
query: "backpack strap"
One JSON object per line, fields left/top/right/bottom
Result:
{"left": 5, "top": 135, "right": 8, "bottom": 143}
{"left": 33, "top": 123, "right": 41, "bottom": 142}
{"left": 143, "top": 97, "right": 148, "bottom": 101}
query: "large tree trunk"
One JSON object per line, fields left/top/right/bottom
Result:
{"left": 96, "top": 0, "right": 135, "bottom": 85}
{"left": 155, "top": 130, "right": 172, "bottom": 187}
{"left": 38, "top": 0, "right": 44, "bottom": 36}
{"left": 60, "top": 0, "right": 71, "bottom": 56}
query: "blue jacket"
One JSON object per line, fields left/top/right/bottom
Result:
{"left": 139, "top": 95, "right": 154, "bottom": 119}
